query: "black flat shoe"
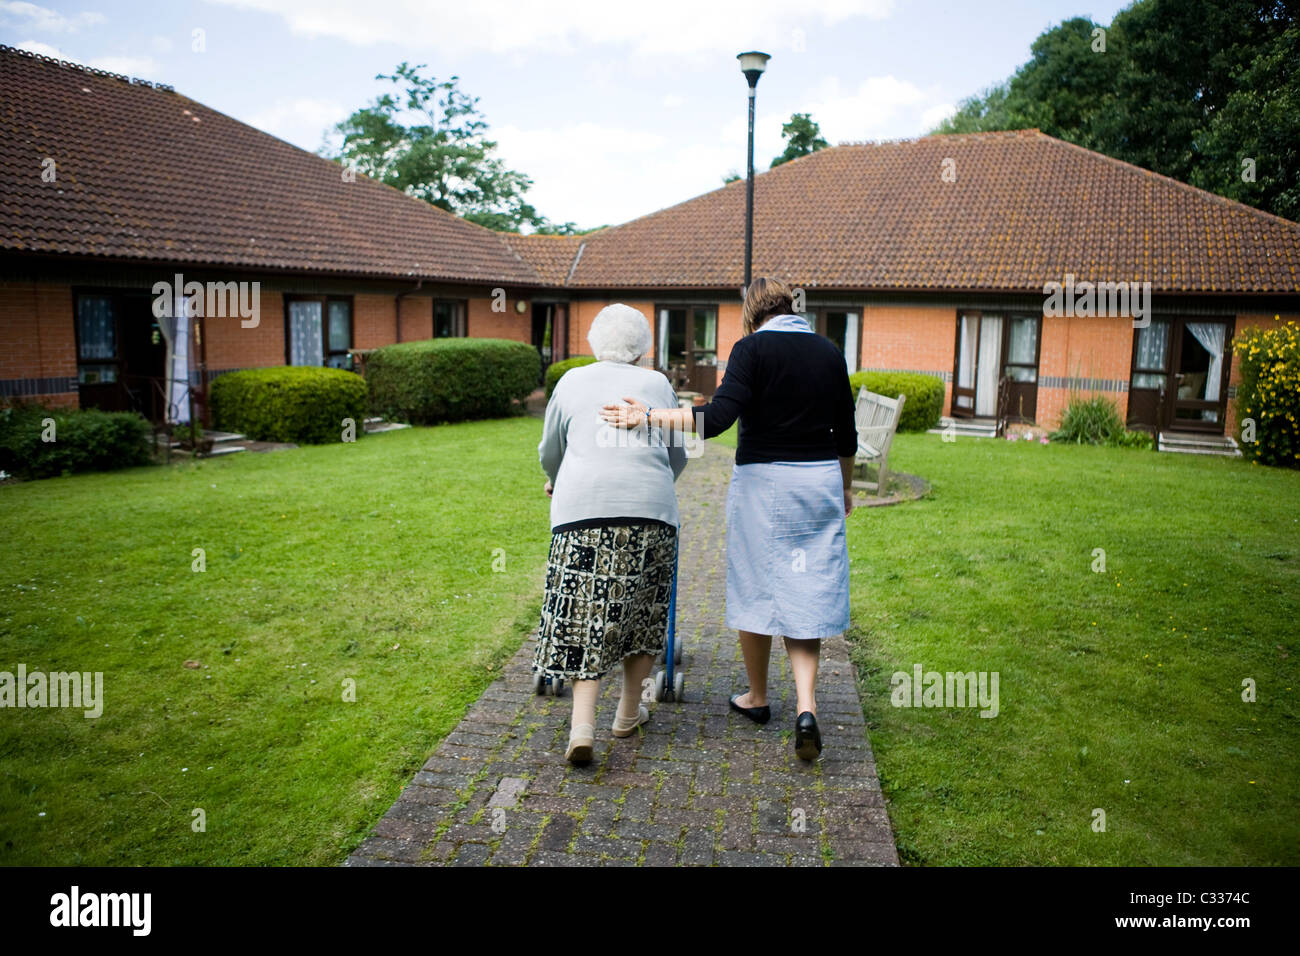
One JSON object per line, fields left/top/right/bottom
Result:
{"left": 729, "top": 693, "right": 771, "bottom": 725}
{"left": 794, "top": 711, "right": 822, "bottom": 761}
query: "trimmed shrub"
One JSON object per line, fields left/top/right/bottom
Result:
{"left": 848, "top": 371, "right": 945, "bottom": 432}
{"left": 545, "top": 355, "right": 597, "bottom": 398}
{"left": 0, "top": 402, "right": 152, "bottom": 479}
{"left": 1048, "top": 395, "right": 1150, "bottom": 448}
{"left": 1234, "top": 319, "right": 1300, "bottom": 468}
{"left": 210, "top": 366, "right": 368, "bottom": 444}
{"left": 365, "top": 338, "right": 540, "bottom": 425}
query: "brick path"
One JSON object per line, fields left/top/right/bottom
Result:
{"left": 346, "top": 442, "right": 898, "bottom": 867}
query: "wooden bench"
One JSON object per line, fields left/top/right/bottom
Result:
{"left": 852, "top": 387, "right": 906, "bottom": 496}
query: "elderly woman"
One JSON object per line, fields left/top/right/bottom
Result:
{"left": 536, "top": 304, "right": 687, "bottom": 765}
{"left": 601, "top": 277, "right": 856, "bottom": 761}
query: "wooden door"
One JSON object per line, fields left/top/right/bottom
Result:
{"left": 1001, "top": 314, "right": 1041, "bottom": 423}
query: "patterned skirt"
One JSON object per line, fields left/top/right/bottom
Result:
{"left": 533, "top": 522, "right": 677, "bottom": 681}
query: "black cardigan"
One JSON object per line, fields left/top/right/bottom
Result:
{"left": 694, "top": 327, "right": 859, "bottom": 465}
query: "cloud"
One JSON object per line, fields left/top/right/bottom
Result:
{"left": 12, "top": 39, "right": 161, "bottom": 78}
{"left": 248, "top": 97, "right": 350, "bottom": 151}
{"left": 204, "top": 0, "right": 894, "bottom": 56}
{"left": 491, "top": 108, "right": 789, "bottom": 227}
{"left": 0, "top": 1, "right": 105, "bottom": 32}
{"left": 919, "top": 102, "right": 956, "bottom": 131}
{"left": 805, "top": 74, "right": 929, "bottom": 141}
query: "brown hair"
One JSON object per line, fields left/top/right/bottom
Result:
{"left": 742, "top": 276, "right": 796, "bottom": 335}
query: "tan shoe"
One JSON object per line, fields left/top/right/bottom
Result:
{"left": 611, "top": 704, "right": 650, "bottom": 738}
{"left": 565, "top": 724, "right": 594, "bottom": 765}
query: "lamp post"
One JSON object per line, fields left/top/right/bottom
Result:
{"left": 737, "top": 50, "right": 770, "bottom": 291}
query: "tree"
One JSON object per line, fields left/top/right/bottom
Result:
{"left": 1190, "top": 21, "right": 1300, "bottom": 221}
{"left": 927, "top": 0, "right": 1299, "bottom": 219}
{"left": 770, "top": 113, "right": 829, "bottom": 168}
{"left": 933, "top": 83, "right": 1013, "bottom": 134}
{"left": 330, "top": 62, "right": 547, "bottom": 232}
{"left": 722, "top": 170, "right": 741, "bottom": 184}
{"left": 531, "top": 221, "right": 608, "bottom": 236}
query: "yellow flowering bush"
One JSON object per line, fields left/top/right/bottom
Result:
{"left": 1234, "top": 318, "right": 1299, "bottom": 468}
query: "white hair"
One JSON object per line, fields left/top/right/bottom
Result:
{"left": 587, "top": 304, "right": 653, "bottom": 364}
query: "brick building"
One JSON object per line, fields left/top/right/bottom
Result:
{"left": 3, "top": 44, "right": 1298, "bottom": 439}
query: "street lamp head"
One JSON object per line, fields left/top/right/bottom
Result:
{"left": 737, "top": 50, "right": 770, "bottom": 88}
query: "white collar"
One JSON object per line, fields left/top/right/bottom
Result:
{"left": 755, "top": 313, "right": 813, "bottom": 334}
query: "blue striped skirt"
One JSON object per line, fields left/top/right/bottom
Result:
{"left": 725, "top": 460, "right": 851, "bottom": 640}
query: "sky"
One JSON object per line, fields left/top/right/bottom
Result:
{"left": 1, "top": 0, "right": 1133, "bottom": 229}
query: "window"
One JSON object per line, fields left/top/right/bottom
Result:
{"left": 799, "top": 309, "right": 860, "bottom": 372}
{"left": 284, "top": 296, "right": 352, "bottom": 368}
{"left": 76, "top": 295, "right": 118, "bottom": 384}
{"left": 435, "top": 300, "right": 467, "bottom": 338}
{"left": 1004, "top": 315, "right": 1040, "bottom": 382}
{"left": 655, "top": 304, "right": 719, "bottom": 394}
{"left": 1131, "top": 320, "right": 1170, "bottom": 389}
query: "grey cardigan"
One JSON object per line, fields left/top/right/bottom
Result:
{"left": 538, "top": 361, "right": 687, "bottom": 531}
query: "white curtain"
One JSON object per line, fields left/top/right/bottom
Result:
{"left": 975, "top": 315, "right": 1002, "bottom": 416}
{"left": 957, "top": 314, "right": 975, "bottom": 390}
{"left": 289, "top": 300, "right": 323, "bottom": 366}
{"left": 1134, "top": 320, "right": 1169, "bottom": 370}
{"left": 166, "top": 294, "right": 190, "bottom": 425}
{"left": 1184, "top": 322, "right": 1225, "bottom": 400}
{"left": 657, "top": 309, "right": 669, "bottom": 370}
{"left": 843, "top": 313, "right": 859, "bottom": 373}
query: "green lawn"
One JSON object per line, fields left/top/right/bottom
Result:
{"left": 3, "top": 416, "right": 1296, "bottom": 867}
{"left": 0, "top": 418, "right": 552, "bottom": 865}
{"left": 845, "top": 432, "right": 1300, "bottom": 865}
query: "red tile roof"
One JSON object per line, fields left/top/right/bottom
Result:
{"left": 0, "top": 44, "right": 536, "bottom": 284}
{"left": 3, "top": 45, "right": 1297, "bottom": 297}
{"left": 558, "top": 129, "right": 1300, "bottom": 294}
{"left": 501, "top": 232, "right": 586, "bottom": 286}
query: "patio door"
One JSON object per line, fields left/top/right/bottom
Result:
{"left": 1002, "top": 314, "right": 1041, "bottom": 423}
{"left": 952, "top": 311, "right": 1003, "bottom": 418}
{"left": 1127, "top": 317, "right": 1233, "bottom": 433}
{"left": 657, "top": 306, "right": 718, "bottom": 395}
{"left": 75, "top": 291, "right": 167, "bottom": 419}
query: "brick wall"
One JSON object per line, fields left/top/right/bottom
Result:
{"left": 202, "top": 287, "right": 285, "bottom": 370}
{"left": 859, "top": 303, "right": 957, "bottom": 412}
{"left": 397, "top": 294, "right": 432, "bottom": 342}
{"left": 717, "top": 303, "right": 743, "bottom": 366}
{"left": 469, "top": 295, "right": 531, "bottom": 343}
{"left": 1036, "top": 313, "right": 1133, "bottom": 428}
{"left": 0, "top": 281, "right": 78, "bottom": 405}
{"left": 353, "top": 293, "right": 397, "bottom": 350}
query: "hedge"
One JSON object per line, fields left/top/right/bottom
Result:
{"left": 1234, "top": 318, "right": 1300, "bottom": 468}
{"left": 848, "top": 371, "right": 945, "bottom": 432}
{"left": 0, "top": 403, "right": 153, "bottom": 479}
{"left": 365, "top": 338, "right": 540, "bottom": 425}
{"left": 545, "top": 355, "right": 597, "bottom": 397}
{"left": 210, "top": 366, "right": 368, "bottom": 444}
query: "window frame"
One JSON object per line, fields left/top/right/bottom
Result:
{"left": 433, "top": 298, "right": 468, "bottom": 338}
{"left": 798, "top": 306, "right": 862, "bottom": 372}
{"left": 283, "top": 294, "right": 354, "bottom": 368}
